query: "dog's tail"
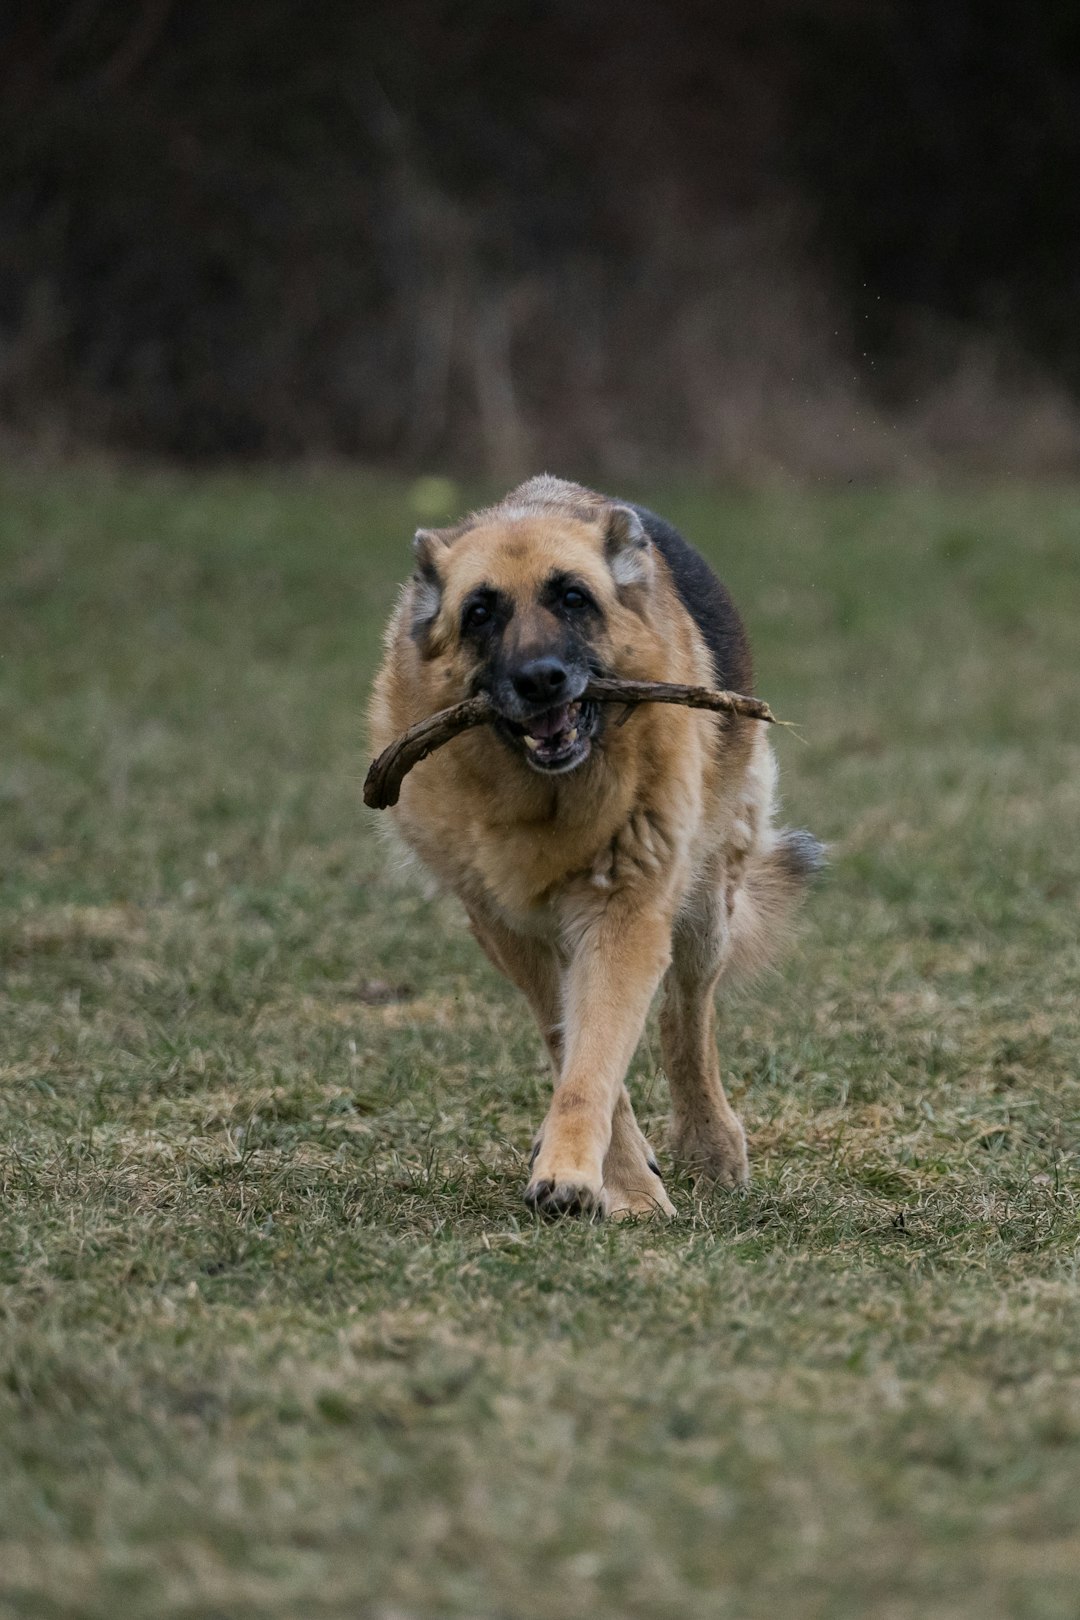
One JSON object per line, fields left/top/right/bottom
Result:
{"left": 725, "top": 826, "right": 826, "bottom": 982}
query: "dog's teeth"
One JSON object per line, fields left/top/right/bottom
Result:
{"left": 566, "top": 728, "right": 578, "bottom": 743}
{"left": 523, "top": 735, "right": 541, "bottom": 751}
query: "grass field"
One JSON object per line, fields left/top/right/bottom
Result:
{"left": 1, "top": 463, "right": 1079, "bottom": 1619}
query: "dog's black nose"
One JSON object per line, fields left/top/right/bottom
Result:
{"left": 512, "top": 656, "right": 568, "bottom": 705}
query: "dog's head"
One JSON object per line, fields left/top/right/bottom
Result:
{"left": 407, "top": 502, "right": 654, "bottom": 775}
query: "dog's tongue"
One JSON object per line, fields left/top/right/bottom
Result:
{"left": 527, "top": 704, "right": 572, "bottom": 739}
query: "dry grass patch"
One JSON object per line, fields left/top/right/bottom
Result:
{"left": 0, "top": 466, "right": 1078, "bottom": 1619}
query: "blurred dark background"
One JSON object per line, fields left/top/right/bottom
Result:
{"left": 4, "top": 0, "right": 1080, "bottom": 479}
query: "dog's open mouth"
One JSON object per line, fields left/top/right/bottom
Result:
{"left": 499, "top": 700, "right": 598, "bottom": 774}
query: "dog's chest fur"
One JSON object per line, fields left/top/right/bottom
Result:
{"left": 391, "top": 698, "right": 755, "bottom": 935}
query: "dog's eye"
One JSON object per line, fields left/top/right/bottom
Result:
{"left": 562, "top": 587, "right": 588, "bottom": 610}
{"left": 464, "top": 601, "right": 491, "bottom": 629}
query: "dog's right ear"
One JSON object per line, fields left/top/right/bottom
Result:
{"left": 412, "top": 526, "right": 455, "bottom": 575}
{"left": 410, "top": 527, "right": 454, "bottom": 647}
{"left": 605, "top": 505, "right": 653, "bottom": 591}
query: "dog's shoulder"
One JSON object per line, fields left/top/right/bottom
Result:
{"left": 626, "top": 502, "right": 753, "bottom": 694}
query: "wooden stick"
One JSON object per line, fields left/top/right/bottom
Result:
{"left": 584, "top": 677, "right": 776, "bottom": 727}
{"left": 363, "top": 693, "right": 496, "bottom": 809}
{"left": 364, "top": 677, "right": 779, "bottom": 809}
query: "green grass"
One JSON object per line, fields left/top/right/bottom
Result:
{"left": 1, "top": 462, "right": 1079, "bottom": 1619}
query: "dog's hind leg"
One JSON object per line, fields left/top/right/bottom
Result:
{"left": 660, "top": 875, "right": 749, "bottom": 1188}
{"left": 662, "top": 823, "right": 823, "bottom": 1187}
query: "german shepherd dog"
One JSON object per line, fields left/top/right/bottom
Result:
{"left": 370, "top": 476, "right": 822, "bottom": 1218}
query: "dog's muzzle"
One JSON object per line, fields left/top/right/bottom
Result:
{"left": 494, "top": 696, "right": 599, "bottom": 774}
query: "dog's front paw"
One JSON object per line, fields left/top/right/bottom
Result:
{"left": 604, "top": 1159, "right": 677, "bottom": 1220}
{"left": 525, "top": 1144, "right": 607, "bottom": 1220}
{"left": 524, "top": 1175, "right": 607, "bottom": 1219}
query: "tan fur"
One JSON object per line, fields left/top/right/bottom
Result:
{"left": 369, "top": 476, "right": 815, "bottom": 1219}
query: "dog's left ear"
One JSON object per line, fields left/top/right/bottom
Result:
{"left": 604, "top": 505, "right": 653, "bottom": 589}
